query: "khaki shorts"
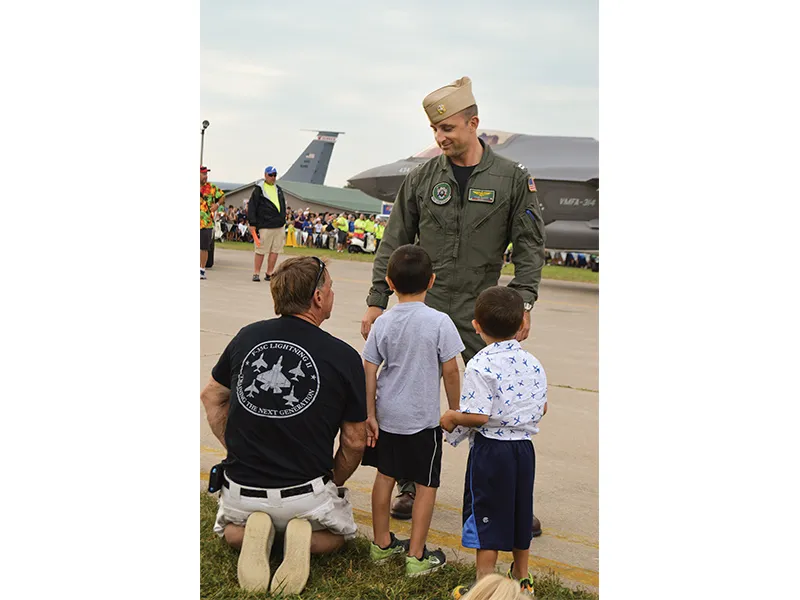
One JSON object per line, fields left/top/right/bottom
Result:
{"left": 213, "top": 474, "right": 357, "bottom": 539}
{"left": 255, "top": 227, "right": 284, "bottom": 255}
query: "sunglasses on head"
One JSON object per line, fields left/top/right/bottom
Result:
{"left": 311, "top": 256, "right": 326, "bottom": 298}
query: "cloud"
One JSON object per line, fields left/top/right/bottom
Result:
{"left": 200, "top": 0, "right": 598, "bottom": 188}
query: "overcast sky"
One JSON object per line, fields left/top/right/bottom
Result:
{"left": 200, "top": 0, "right": 597, "bottom": 188}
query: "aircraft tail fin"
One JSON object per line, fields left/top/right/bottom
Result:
{"left": 281, "top": 130, "right": 344, "bottom": 185}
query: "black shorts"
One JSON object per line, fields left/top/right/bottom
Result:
{"left": 337, "top": 230, "right": 348, "bottom": 244}
{"left": 362, "top": 427, "right": 442, "bottom": 488}
{"left": 462, "top": 433, "right": 535, "bottom": 551}
{"left": 200, "top": 228, "right": 213, "bottom": 250}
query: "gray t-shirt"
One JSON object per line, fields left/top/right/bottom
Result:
{"left": 363, "top": 302, "right": 465, "bottom": 435}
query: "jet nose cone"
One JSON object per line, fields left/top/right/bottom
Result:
{"left": 349, "top": 164, "right": 389, "bottom": 181}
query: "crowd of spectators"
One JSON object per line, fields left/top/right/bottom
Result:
{"left": 216, "top": 203, "right": 386, "bottom": 250}
{"left": 215, "top": 203, "right": 597, "bottom": 271}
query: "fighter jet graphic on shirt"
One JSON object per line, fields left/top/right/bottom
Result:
{"left": 244, "top": 380, "right": 260, "bottom": 398}
{"left": 288, "top": 361, "right": 306, "bottom": 381}
{"left": 256, "top": 356, "right": 290, "bottom": 393}
{"left": 283, "top": 386, "right": 300, "bottom": 407}
{"left": 252, "top": 353, "right": 269, "bottom": 371}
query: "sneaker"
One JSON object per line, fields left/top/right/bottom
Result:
{"left": 507, "top": 563, "right": 536, "bottom": 596}
{"left": 270, "top": 518, "right": 312, "bottom": 595}
{"left": 405, "top": 547, "right": 446, "bottom": 577}
{"left": 264, "top": 273, "right": 271, "bottom": 282}
{"left": 451, "top": 584, "right": 472, "bottom": 599}
{"left": 237, "top": 512, "right": 274, "bottom": 592}
{"left": 519, "top": 576, "right": 535, "bottom": 596}
{"left": 252, "top": 274, "right": 260, "bottom": 282}
{"left": 369, "top": 532, "right": 410, "bottom": 564}
{"left": 200, "top": 270, "right": 207, "bottom": 280}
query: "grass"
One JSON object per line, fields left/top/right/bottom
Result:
{"left": 215, "top": 242, "right": 599, "bottom": 285}
{"left": 201, "top": 492, "right": 598, "bottom": 600}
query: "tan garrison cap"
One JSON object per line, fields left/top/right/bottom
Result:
{"left": 423, "top": 76, "right": 476, "bottom": 124}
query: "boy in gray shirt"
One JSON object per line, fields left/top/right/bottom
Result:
{"left": 362, "top": 244, "right": 464, "bottom": 577}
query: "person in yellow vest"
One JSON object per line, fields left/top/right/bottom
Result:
{"left": 374, "top": 218, "right": 385, "bottom": 252}
{"left": 334, "top": 212, "right": 349, "bottom": 253}
{"left": 286, "top": 219, "right": 296, "bottom": 248}
{"left": 247, "top": 166, "right": 287, "bottom": 282}
{"left": 354, "top": 213, "right": 367, "bottom": 235}
{"left": 364, "top": 215, "right": 376, "bottom": 235}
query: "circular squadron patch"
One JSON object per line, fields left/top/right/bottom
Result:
{"left": 431, "top": 182, "right": 452, "bottom": 205}
{"left": 236, "top": 340, "right": 320, "bottom": 419}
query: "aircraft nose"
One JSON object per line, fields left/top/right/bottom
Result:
{"left": 349, "top": 165, "right": 385, "bottom": 181}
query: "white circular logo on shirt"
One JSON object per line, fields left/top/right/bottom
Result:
{"left": 236, "top": 340, "right": 320, "bottom": 419}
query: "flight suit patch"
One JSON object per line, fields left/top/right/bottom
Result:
{"left": 528, "top": 176, "right": 537, "bottom": 192}
{"left": 467, "top": 188, "right": 496, "bottom": 203}
{"left": 431, "top": 182, "right": 452, "bottom": 205}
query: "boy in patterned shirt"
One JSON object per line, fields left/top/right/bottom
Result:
{"left": 440, "top": 286, "right": 548, "bottom": 597}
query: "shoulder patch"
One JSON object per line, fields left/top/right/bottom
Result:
{"left": 528, "top": 176, "right": 537, "bottom": 192}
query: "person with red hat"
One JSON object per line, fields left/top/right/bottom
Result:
{"left": 201, "top": 166, "right": 225, "bottom": 279}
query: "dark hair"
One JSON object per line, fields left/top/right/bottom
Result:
{"left": 474, "top": 286, "right": 523, "bottom": 339}
{"left": 461, "top": 104, "right": 478, "bottom": 122}
{"left": 270, "top": 256, "right": 328, "bottom": 315}
{"left": 387, "top": 244, "right": 433, "bottom": 295}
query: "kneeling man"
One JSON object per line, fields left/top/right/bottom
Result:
{"left": 201, "top": 256, "right": 367, "bottom": 595}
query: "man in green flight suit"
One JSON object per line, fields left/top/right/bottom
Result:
{"left": 360, "top": 76, "right": 546, "bottom": 532}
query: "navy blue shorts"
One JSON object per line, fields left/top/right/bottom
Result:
{"left": 461, "top": 433, "right": 535, "bottom": 551}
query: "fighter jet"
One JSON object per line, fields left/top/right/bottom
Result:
{"left": 257, "top": 356, "right": 291, "bottom": 393}
{"left": 252, "top": 353, "right": 269, "bottom": 372}
{"left": 210, "top": 130, "right": 345, "bottom": 193}
{"left": 244, "top": 380, "right": 260, "bottom": 398}
{"left": 346, "top": 130, "right": 599, "bottom": 252}
{"left": 288, "top": 361, "right": 305, "bottom": 381}
{"left": 282, "top": 130, "right": 345, "bottom": 185}
{"left": 283, "top": 386, "right": 300, "bottom": 407}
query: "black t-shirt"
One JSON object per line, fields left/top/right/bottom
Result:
{"left": 451, "top": 163, "right": 477, "bottom": 203}
{"left": 212, "top": 316, "right": 367, "bottom": 488}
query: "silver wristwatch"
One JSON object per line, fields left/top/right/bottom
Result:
{"left": 524, "top": 302, "right": 533, "bottom": 312}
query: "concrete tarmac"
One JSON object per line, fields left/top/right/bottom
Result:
{"left": 200, "top": 249, "right": 598, "bottom": 591}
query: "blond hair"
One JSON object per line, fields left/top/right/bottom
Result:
{"left": 462, "top": 574, "right": 525, "bottom": 600}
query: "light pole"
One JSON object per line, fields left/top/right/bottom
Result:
{"left": 200, "top": 120, "right": 210, "bottom": 166}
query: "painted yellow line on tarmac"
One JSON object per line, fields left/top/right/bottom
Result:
{"left": 201, "top": 445, "right": 226, "bottom": 457}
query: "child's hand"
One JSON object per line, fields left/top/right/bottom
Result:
{"left": 440, "top": 410, "right": 458, "bottom": 433}
{"left": 366, "top": 416, "right": 379, "bottom": 447}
